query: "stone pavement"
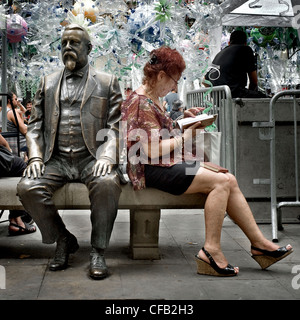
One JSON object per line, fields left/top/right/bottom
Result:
{"left": 0, "top": 209, "right": 299, "bottom": 300}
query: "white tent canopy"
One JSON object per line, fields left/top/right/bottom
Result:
{"left": 221, "top": 0, "right": 299, "bottom": 28}
{"left": 232, "top": 0, "right": 294, "bottom": 16}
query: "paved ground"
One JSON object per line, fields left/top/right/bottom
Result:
{"left": 0, "top": 209, "right": 299, "bottom": 301}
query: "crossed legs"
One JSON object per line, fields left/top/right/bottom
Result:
{"left": 185, "top": 167, "right": 292, "bottom": 273}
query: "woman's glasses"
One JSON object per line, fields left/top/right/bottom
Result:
{"left": 165, "top": 72, "right": 180, "bottom": 85}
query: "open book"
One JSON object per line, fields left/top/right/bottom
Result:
{"left": 177, "top": 113, "right": 218, "bottom": 131}
{"left": 201, "top": 162, "right": 228, "bottom": 173}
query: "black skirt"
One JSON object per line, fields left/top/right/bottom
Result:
{"left": 144, "top": 161, "right": 200, "bottom": 195}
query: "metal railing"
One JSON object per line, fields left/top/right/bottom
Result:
{"left": 268, "top": 90, "right": 300, "bottom": 241}
{"left": 186, "top": 85, "right": 236, "bottom": 174}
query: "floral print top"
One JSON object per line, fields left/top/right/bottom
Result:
{"left": 121, "top": 91, "right": 182, "bottom": 190}
{"left": 121, "top": 90, "right": 202, "bottom": 190}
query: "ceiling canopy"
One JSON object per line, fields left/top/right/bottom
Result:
{"left": 221, "top": 0, "right": 298, "bottom": 27}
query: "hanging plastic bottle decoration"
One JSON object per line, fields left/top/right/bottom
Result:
{"left": 154, "top": 0, "right": 172, "bottom": 23}
{"left": 72, "top": 0, "right": 99, "bottom": 24}
{"left": 250, "top": 27, "right": 277, "bottom": 48}
{"left": 154, "top": 0, "right": 172, "bottom": 39}
{"left": 6, "top": 13, "right": 28, "bottom": 43}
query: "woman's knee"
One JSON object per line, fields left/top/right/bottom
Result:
{"left": 215, "top": 173, "right": 232, "bottom": 192}
{"left": 225, "top": 173, "right": 239, "bottom": 190}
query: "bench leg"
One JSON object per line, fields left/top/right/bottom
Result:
{"left": 130, "top": 209, "right": 161, "bottom": 260}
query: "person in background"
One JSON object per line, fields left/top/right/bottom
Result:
{"left": 122, "top": 46, "right": 292, "bottom": 277}
{"left": 0, "top": 133, "right": 36, "bottom": 236}
{"left": 169, "top": 99, "right": 184, "bottom": 120}
{"left": 24, "top": 100, "right": 32, "bottom": 124}
{"left": 204, "top": 30, "right": 266, "bottom": 98}
{"left": 163, "top": 88, "right": 179, "bottom": 113}
{"left": 6, "top": 92, "right": 28, "bottom": 154}
{"left": 16, "top": 97, "right": 27, "bottom": 118}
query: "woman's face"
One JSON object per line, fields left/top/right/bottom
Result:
{"left": 156, "top": 71, "right": 181, "bottom": 97}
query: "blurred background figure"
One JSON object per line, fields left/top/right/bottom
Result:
{"left": 169, "top": 99, "right": 184, "bottom": 120}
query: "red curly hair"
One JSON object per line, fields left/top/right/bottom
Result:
{"left": 142, "top": 46, "right": 186, "bottom": 89}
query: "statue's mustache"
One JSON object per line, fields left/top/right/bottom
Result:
{"left": 63, "top": 51, "right": 77, "bottom": 60}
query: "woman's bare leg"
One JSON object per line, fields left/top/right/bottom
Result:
{"left": 185, "top": 167, "right": 239, "bottom": 272}
{"left": 185, "top": 167, "right": 292, "bottom": 270}
{"left": 223, "top": 173, "right": 291, "bottom": 254}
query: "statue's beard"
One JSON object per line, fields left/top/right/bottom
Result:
{"left": 63, "top": 52, "right": 77, "bottom": 71}
{"left": 65, "top": 59, "right": 76, "bottom": 71}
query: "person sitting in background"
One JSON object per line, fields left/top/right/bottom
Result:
{"left": 16, "top": 97, "right": 27, "bottom": 118}
{"left": 121, "top": 46, "right": 292, "bottom": 277}
{"left": 24, "top": 100, "right": 32, "bottom": 124}
{"left": 6, "top": 92, "right": 28, "bottom": 155}
{"left": 169, "top": 99, "right": 184, "bottom": 120}
{"left": 0, "top": 134, "right": 35, "bottom": 236}
{"left": 204, "top": 30, "right": 266, "bottom": 98}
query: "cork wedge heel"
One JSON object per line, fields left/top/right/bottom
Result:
{"left": 251, "top": 245, "right": 293, "bottom": 270}
{"left": 194, "top": 247, "right": 238, "bottom": 277}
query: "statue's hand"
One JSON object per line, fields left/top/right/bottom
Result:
{"left": 23, "top": 159, "right": 45, "bottom": 179}
{"left": 93, "top": 158, "right": 114, "bottom": 177}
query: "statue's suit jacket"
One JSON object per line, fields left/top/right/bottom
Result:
{"left": 27, "top": 65, "right": 122, "bottom": 164}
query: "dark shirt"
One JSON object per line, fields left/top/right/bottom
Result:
{"left": 169, "top": 110, "right": 183, "bottom": 120}
{"left": 205, "top": 44, "right": 256, "bottom": 98}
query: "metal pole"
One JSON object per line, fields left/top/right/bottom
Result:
{"left": 269, "top": 93, "right": 278, "bottom": 242}
{"left": 269, "top": 90, "right": 300, "bottom": 241}
{"left": 1, "top": 13, "right": 8, "bottom": 132}
{"left": 293, "top": 95, "right": 299, "bottom": 201}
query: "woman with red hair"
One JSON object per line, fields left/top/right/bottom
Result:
{"left": 121, "top": 46, "right": 292, "bottom": 277}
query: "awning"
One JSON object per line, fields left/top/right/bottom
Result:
{"left": 221, "top": 0, "right": 298, "bottom": 27}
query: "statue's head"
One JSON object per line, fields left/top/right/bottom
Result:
{"left": 61, "top": 24, "right": 92, "bottom": 71}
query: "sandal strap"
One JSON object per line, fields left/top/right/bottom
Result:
{"left": 202, "top": 247, "right": 214, "bottom": 264}
{"left": 9, "top": 222, "right": 25, "bottom": 230}
{"left": 9, "top": 222, "right": 35, "bottom": 232}
{"left": 202, "top": 247, "right": 236, "bottom": 275}
{"left": 251, "top": 245, "right": 289, "bottom": 258}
